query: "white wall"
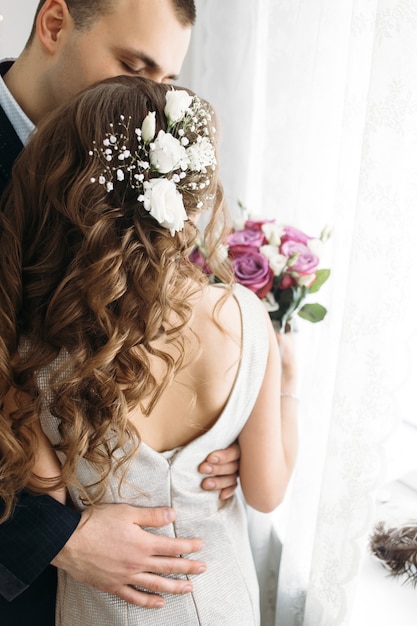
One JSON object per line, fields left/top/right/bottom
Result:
{"left": 0, "top": 0, "right": 39, "bottom": 58}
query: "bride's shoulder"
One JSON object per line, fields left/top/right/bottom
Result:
{"left": 191, "top": 284, "right": 241, "bottom": 334}
{"left": 196, "top": 283, "right": 265, "bottom": 318}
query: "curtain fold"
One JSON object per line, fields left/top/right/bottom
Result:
{"left": 182, "top": 1, "right": 417, "bottom": 624}
{"left": 183, "top": 0, "right": 271, "bottom": 209}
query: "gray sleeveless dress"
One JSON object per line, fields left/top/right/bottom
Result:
{"left": 36, "top": 284, "right": 269, "bottom": 626}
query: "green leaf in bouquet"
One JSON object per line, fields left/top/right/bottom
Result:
{"left": 308, "top": 269, "right": 331, "bottom": 294}
{"left": 298, "top": 303, "right": 327, "bottom": 323}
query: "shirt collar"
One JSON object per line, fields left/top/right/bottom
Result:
{"left": 0, "top": 59, "right": 35, "bottom": 146}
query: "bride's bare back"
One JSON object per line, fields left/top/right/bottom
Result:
{"left": 128, "top": 285, "right": 242, "bottom": 452}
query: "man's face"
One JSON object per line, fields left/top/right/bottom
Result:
{"left": 48, "top": 0, "right": 191, "bottom": 108}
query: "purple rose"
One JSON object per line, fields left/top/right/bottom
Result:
{"left": 280, "top": 240, "right": 319, "bottom": 274}
{"left": 280, "top": 226, "right": 312, "bottom": 245}
{"left": 189, "top": 247, "right": 211, "bottom": 275}
{"left": 226, "top": 228, "right": 266, "bottom": 252}
{"left": 232, "top": 250, "right": 274, "bottom": 298}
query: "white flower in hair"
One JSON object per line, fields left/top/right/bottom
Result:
{"left": 186, "top": 136, "right": 216, "bottom": 172}
{"left": 150, "top": 130, "right": 188, "bottom": 174}
{"left": 141, "top": 111, "right": 156, "bottom": 143}
{"left": 164, "top": 89, "right": 193, "bottom": 123}
{"left": 89, "top": 92, "right": 217, "bottom": 236}
{"left": 143, "top": 178, "right": 188, "bottom": 236}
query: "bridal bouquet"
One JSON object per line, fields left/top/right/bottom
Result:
{"left": 191, "top": 214, "right": 331, "bottom": 332}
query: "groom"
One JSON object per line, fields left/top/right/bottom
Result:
{"left": 0, "top": 1, "right": 240, "bottom": 623}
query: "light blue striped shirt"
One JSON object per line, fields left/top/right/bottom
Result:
{"left": 0, "top": 58, "right": 35, "bottom": 145}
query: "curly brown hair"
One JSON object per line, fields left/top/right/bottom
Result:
{"left": 0, "top": 76, "right": 231, "bottom": 519}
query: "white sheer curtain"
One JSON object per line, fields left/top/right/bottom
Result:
{"left": 182, "top": 1, "right": 417, "bottom": 624}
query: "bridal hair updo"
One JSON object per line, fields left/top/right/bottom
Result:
{"left": 0, "top": 75, "right": 231, "bottom": 519}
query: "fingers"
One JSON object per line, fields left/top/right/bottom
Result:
{"left": 106, "top": 557, "right": 206, "bottom": 609}
{"left": 110, "top": 550, "right": 206, "bottom": 607}
{"left": 111, "top": 570, "right": 198, "bottom": 608}
{"left": 204, "top": 441, "right": 240, "bottom": 467}
{"left": 199, "top": 443, "right": 240, "bottom": 499}
{"left": 200, "top": 468, "right": 239, "bottom": 498}
{"left": 201, "top": 474, "right": 238, "bottom": 495}
{"left": 130, "top": 572, "right": 194, "bottom": 596}
{"left": 131, "top": 505, "right": 176, "bottom": 528}
{"left": 145, "top": 556, "right": 206, "bottom": 577}
{"left": 219, "top": 485, "right": 238, "bottom": 500}
{"left": 53, "top": 503, "right": 208, "bottom": 608}
{"left": 112, "top": 585, "right": 166, "bottom": 608}
{"left": 148, "top": 533, "right": 205, "bottom": 560}
{"left": 199, "top": 459, "right": 239, "bottom": 477}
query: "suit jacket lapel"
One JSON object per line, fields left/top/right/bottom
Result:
{"left": 0, "top": 61, "right": 24, "bottom": 196}
{"left": 0, "top": 104, "right": 23, "bottom": 196}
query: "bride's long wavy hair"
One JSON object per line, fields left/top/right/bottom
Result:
{"left": 0, "top": 76, "right": 232, "bottom": 519}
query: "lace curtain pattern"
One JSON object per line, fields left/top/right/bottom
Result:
{"left": 183, "top": 1, "right": 417, "bottom": 624}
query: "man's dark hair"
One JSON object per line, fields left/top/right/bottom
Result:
{"left": 27, "top": 0, "right": 196, "bottom": 44}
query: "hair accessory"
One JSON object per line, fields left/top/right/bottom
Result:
{"left": 89, "top": 89, "right": 217, "bottom": 236}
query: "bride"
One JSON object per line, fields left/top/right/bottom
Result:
{"left": 0, "top": 75, "right": 298, "bottom": 625}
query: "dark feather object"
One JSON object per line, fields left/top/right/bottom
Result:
{"left": 369, "top": 521, "right": 417, "bottom": 586}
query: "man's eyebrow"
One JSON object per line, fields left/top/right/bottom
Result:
{"left": 121, "top": 49, "right": 179, "bottom": 81}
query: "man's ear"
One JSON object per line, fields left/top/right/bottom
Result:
{"left": 36, "top": 0, "right": 72, "bottom": 53}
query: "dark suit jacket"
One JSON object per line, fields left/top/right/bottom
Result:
{"left": 0, "top": 63, "right": 81, "bottom": 625}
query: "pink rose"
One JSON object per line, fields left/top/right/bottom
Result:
{"left": 280, "top": 240, "right": 319, "bottom": 275}
{"left": 280, "top": 226, "right": 312, "bottom": 245}
{"left": 279, "top": 273, "right": 297, "bottom": 289}
{"left": 232, "top": 250, "right": 274, "bottom": 298}
{"left": 226, "top": 228, "right": 266, "bottom": 252}
{"left": 189, "top": 247, "right": 211, "bottom": 275}
{"left": 245, "top": 219, "right": 274, "bottom": 233}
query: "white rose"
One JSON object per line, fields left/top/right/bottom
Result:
{"left": 259, "top": 244, "right": 278, "bottom": 261}
{"left": 164, "top": 89, "right": 193, "bottom": 123}
{"left": 262, "top": 222, "right": 284, "bottom": 246}
{"left": 141, "top": 111, "right": 156, "bottom": 143}
{"left": 260, "top": 245, "right": 287, "bottom": 276}
{"left": 259, "top": 244, "right": 288, "bottom": 276}
{"left": 149, "top": 130, "right": 187, "bottom": 173}
{"left": 143, "top": 178, "right": 188, "bottom": 236}
{"left": 269, "top": 254, "right": 288, "bottom": 276}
